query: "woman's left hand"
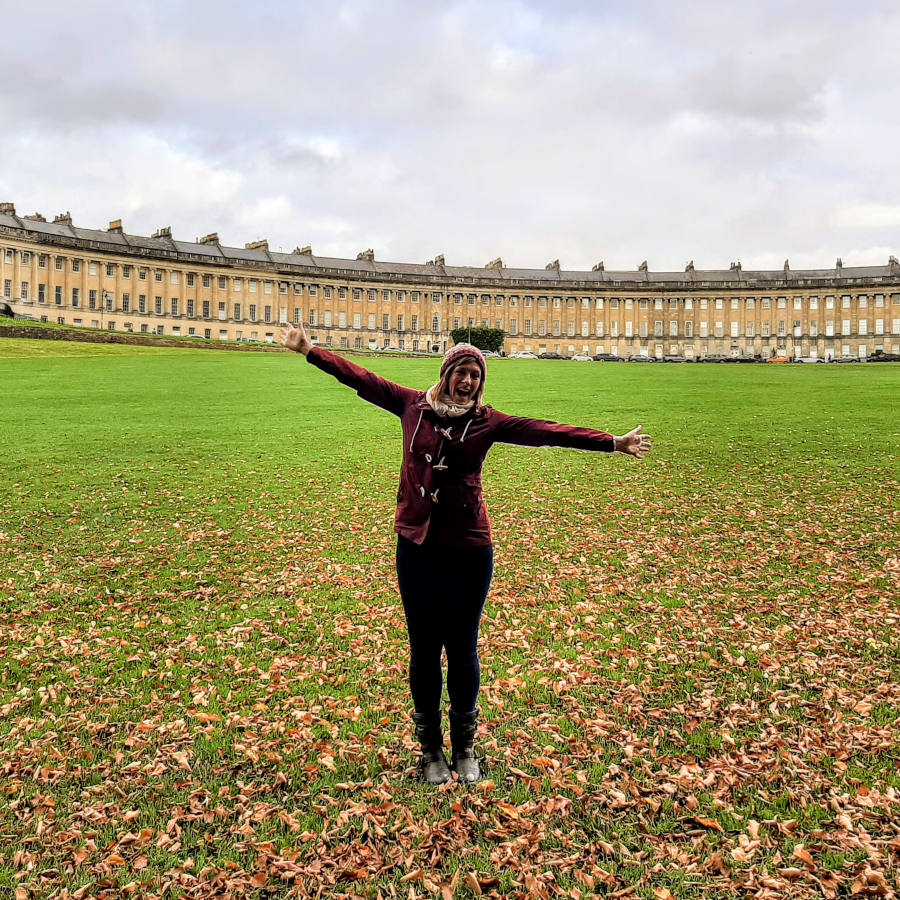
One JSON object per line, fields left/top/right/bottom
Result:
{"left": 615, "top": 425, "right": 652, "bottom": 458}
{"left": 281, "top": 321, "right": 312, "bottom": 355}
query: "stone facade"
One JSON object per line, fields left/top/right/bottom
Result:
{"left": 2, "top": 204, "right": 899, "bottom": 359}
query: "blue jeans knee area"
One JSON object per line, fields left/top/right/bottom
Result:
{"left": 396, "top": 535, "right": 494, "bottom": 716}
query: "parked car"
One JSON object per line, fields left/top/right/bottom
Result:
{"left": 538, "top": 352, "right": 566, "bottom": 360}
{"left": 381, "top": 346, "right": 406, "bottom": 353}
{"left": 796, "top": 356, "right": 824, "bottom": 363}
{"left": 482, "top": 350, "right": 500, "bottom": 357}
{"left": 867, "top": 352, "right": 900, "bottom": 362}
{"left": 766, "top": 356, "right": 791, "bottom": 363}
{"left": 628, "top": 354, "right": 655, "bottom": 362}
{"left": 698, "top": 354, "right": 730, "bottom": 363}
{"left": 592, "top": 353, "right": 625, "bottom": 362}
{"left": 662, "top": 354, "right": 686, "bottom": 363}
{"left": 830, "top": 356, "right": 859, "bottom": 363}
{"left": 511, "top": 351, "right": 538, "bottom": 359}
{"left": 571, "top": 353, "right": 593, "bottom": 361}
{"left": 731, "top": 356, "right": 759, "bottom": 364}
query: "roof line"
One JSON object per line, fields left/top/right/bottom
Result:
{"left": 1, "top": 213, "right": 899, "bottom": 287}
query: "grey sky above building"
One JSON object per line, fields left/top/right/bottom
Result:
{"left": 3, "top": 0, "right": 898, "bottom": 272}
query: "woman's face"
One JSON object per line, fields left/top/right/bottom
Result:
{"left": 447, "top": 360, "right": 482, "bottom": 404}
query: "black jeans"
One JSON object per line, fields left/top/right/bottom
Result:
{"left": 396, "top": 536, "right": 494, "bottom": 716}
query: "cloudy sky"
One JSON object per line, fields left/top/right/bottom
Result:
{"left": 3, "top": 0, "right": 899, "bottom": 272}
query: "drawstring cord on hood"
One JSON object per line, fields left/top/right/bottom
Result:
{"left": 409, "top": 409, "right": 424, "bottom": 453}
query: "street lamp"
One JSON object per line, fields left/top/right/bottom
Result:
{"left": 100, "top": 290, "right": 111, "bottom": 330}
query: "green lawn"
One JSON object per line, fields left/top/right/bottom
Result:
{"left": 1, "top": 338, "right": 898, "bottom": 899}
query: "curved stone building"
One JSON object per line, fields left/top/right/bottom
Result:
{"left": 2, "top": 203, "right": 898, "bottom": 359}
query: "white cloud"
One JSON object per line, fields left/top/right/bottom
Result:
{"left": 832, "top": 205, "right": 900, "bottom": 230}
{"left": 1, "top": 0, "right": 898, "bottom": 270}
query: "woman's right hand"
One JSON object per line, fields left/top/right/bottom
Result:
{"left": 614, "top": 425, "right": 653, "bottom": 458}
{"left": 281, "top": 321, "right": 312, "bottom": 355}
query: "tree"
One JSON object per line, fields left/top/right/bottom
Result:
{"left": 449, "top": 326, "right": 506, "bottom": 354}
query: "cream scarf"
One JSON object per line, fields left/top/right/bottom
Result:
{"left": 425, "top": 385, "right": 475, "bottom": 418}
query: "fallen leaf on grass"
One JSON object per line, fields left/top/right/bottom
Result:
{"left": 464, "top": 872, "right": 482, "bottom": 896}
{"left": 685, "top": 816, "right": 723, "bottom": 832}
{"left": 792, "top": 844, "right": 816, "bottom": 870}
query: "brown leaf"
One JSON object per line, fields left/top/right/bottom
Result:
{"left": 401, "top": 869, "right": 424, "bottom": 884}
{"left": 792, "top": 844, "right": 816, "bottom": 870}
{"left": 778, "top": 868, "right": 807, "bottom": 881}
{"left": 686, "top": 816, "right": 723, "bottom": 832}
{"left": 851, "top": 867, "right": 892, "bottom": 896}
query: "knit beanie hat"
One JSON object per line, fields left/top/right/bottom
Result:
{"left": 440, "top": 342, "right": 487, "bottom": 382}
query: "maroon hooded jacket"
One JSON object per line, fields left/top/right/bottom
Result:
{"left": 306, "top": 346, "right": 615, "bottom": 546}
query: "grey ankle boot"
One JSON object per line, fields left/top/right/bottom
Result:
{"left": 412, "top": 712, "right": 451, "bottom": 785}
{"left": 449, "top": 708, "right": 480, "bottom": 783}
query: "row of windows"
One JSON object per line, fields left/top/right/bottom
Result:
{"left": 30, "top": 309, "right": 897, "bottom": 360}
{"left": 8, "top": 278, "right": 900, "bottom": 336}
{"left": 507, "top": 342, "right": 895, "bottom": 359}
{"left": 1, "top": 251, "right": 290, "bottom": 292}
{"left": 10, "top": 278, "right": 896, "bottom": 326}
{"left": 4, "top": 248, "right": 899, "bottom": 309}
{"left": 39, "top": 318, "right": 278, "bottom": 341}
{"left": 301, "top": 312, "right": 900, "bottom": 338}
{"left": 308, "top": 311, "right": 443, "bottom": 331}
{"left": 2, "top": 283, "right": 279, "bottom": 322}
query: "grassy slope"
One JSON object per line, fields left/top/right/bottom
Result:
{"left": 0, "top": 339, "right": 897, "bottom": 899}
